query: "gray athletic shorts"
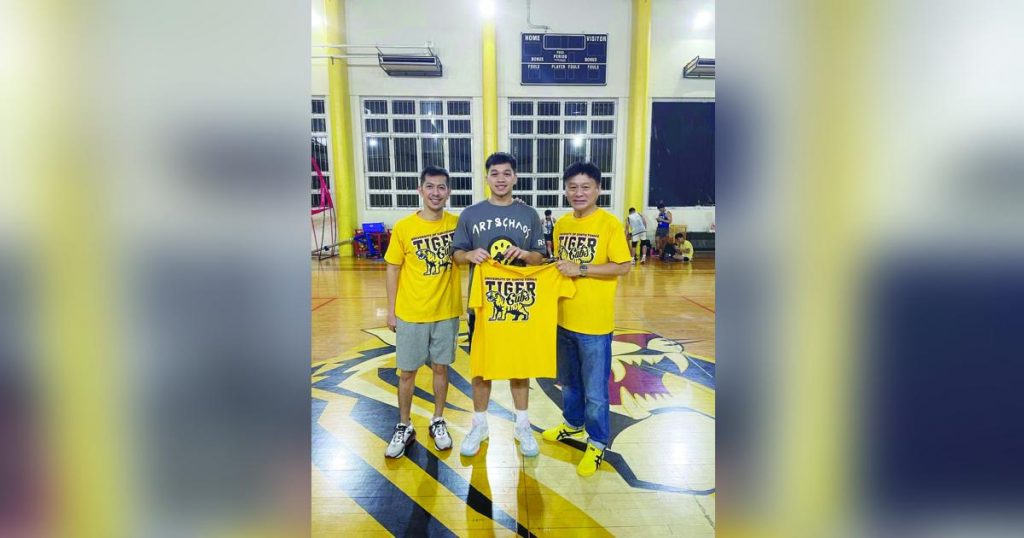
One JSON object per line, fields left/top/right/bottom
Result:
{"left": 395, "top": 317, "right": 458, "bottom": 371}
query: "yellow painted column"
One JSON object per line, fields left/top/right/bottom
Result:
{"left": 623, "top": 0, "right": 652, "bottom": 214}
{"left": 481, "top": 18, "right": 498, "bottom": 199}
{"left": 324, "top": 0, "right": 358, "bottom": 256}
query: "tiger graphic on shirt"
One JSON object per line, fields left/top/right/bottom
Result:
{"left": 557, "top": 232, "right": 598, "bottom": 263}
{"left": 411, "top": 231, "right": 454, "bottom": 276}
{"left": 483, "top": 277, "right": 536, "bottom": 321}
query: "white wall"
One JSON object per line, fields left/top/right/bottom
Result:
{"left": 312, "top": 0, "right": 716, "bottom": 230}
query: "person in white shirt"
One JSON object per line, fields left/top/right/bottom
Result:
{"left": 625, "top": 207, "right": 651, "bottom": 264}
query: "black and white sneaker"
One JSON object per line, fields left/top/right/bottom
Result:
{"left": 385, "top": 423, "right": 415, "bottom": 459}
{"left": 429, "top": 417, "right": 452, "bottom": 450}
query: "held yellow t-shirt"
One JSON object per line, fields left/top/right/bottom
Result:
{"left": 383, "top": 211, "right": 462, "bottom": 323}
{"left": 468, "top": 260, "right": 575, "bottom": 380}
{"left": 554, "top": 208, "right": 633, "bottom": 335}
{"left": 679, "top": 240, "right": 694, "bottom": 258}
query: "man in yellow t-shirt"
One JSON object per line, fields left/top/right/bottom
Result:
{"left": 382, "top": 166, "right": 462, "bottom": 459}
{"left": 542, "top": 161, "right": 632, "bottom": 476}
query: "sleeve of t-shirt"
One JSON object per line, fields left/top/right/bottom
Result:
{"left": 606, "top": 218, "right": 633, "bottom": 264}
{"left": 526, "top": 208, "right": 547, "bottom": 254}
{"left": 383, "top": 222, "right": 404, "bottom": 265}
{"left": 452, "top": 211, "right": 472, "bottom": 252}
{"left": 468, "top": 260, "right": 486, "bottom": 309}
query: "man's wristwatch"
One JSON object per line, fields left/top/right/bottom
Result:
{"left": 579, "top": 263, "right": 588, "bottom": 277}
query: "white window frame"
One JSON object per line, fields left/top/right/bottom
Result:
{"left": 311, "top": 96, "right": 333, "bottom": 208}
{"left": 506, "top": 98, "right": 616, "bottom": 210}
{"left": 360, "top": 97, "right": 475, "bottom": 210}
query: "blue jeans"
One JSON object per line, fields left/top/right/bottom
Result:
{"left": 556, "top": 326, "right": 613, "bottom": 448}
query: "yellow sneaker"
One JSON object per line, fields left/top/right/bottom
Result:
{"left": 576, "top": 443, "right": 605, "bottom": 477}
{"left": 541, "top": 422, "right": 585, "bottom": 442}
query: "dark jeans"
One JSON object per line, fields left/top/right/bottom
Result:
{"left": 557, "top": 326, "right": 613, "bottom": 448}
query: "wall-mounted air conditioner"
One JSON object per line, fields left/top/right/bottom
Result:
{"left": 683, "top": 56, "right": 715, "bottom": 79}
{"left": 379, "top": 54, "right": 443, "bottom": 77}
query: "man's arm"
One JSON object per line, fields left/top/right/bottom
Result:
{"left": 385, "top": 263, "right": 400, "bottom": 332}
{"left": 555, "top": 260, "right": 631, "bottom": 277}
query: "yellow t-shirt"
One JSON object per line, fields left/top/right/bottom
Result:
{"left": 383, "top": 211, "right": 462, "bottom": 323}
{"left": 554, "top": 208, "right": 633, "bottom": 335}
{"left": 468, "top": 260, "right": 575, "bottom": 380}
{"left": 679, "top": 240, "right": 694, "bottom": 258}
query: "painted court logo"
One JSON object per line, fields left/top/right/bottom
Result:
{"left": 412, "top": 231, "right": 454, "bottom": 275}
{"left": 558, "top": 233, "right": 598, "bottom": 263}
{"left": 483, "top": 277, "right": 537, "bottom": 321}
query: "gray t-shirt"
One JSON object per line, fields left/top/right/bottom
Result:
{"left": 453, "top": 200, "right": 547, "bottom": 294}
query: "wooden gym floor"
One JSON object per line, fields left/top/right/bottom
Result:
{"left": 312, "top": 254, "right": 715, "bottom": 537}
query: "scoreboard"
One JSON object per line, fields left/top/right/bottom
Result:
{"left": 521, "top": 33, "right": 607, "bottom": 86}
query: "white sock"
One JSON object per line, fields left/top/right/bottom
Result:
{"left": 473, "top": 412, "right": 488, "bottom": 427}
{"left": 515, "top": 410, "right": 530, "bottom": 428}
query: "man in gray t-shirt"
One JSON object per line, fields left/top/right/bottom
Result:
{"left": 452, "top": 152, "right": 546, "bottom": 459}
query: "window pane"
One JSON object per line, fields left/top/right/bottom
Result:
{"left": 565, "top": 101, "right": 586, "bottom": 116}
{"left": 447, "top": 119, "right": 470, "bottom": 133}
{"left": 600, "top": 176, "right": 611, "bottom": 190}
{"left": 447, "top": 101, "right": 470, "bottom": 115}
{"left": 394, "top": 138, "right": 418, "bottom": 172}
{"left": 564, "top": 137, "right": 586, "bottom": 166}
{"left": 312, "top": 99, "right": 325, "bottom": 114}
{"left": 420, "top": 100, "right": 443, "bottom": 115}
{"left": 511, "top": 101, "right": 534, "bottom": 116}
{"left": 397, "top": 176, "right": 418, "bottom": 191}
{"left": 537, "top": 177, "right": 560, "bottom": 191}
{"left": 537, "top": 194, "right": 559, "bottom": 208}
{"left": 565, "top": 120, "right": 587, "bottom": 134}
{"left": 364, "top": 100, "right": 387, "bottom": 114}
{"left": 510, "top": 139, "right": 533, "bottom": 173}
{"left": 538, "top": 120, "right": 560, "bottom": 134}
{"left": 561, "top": 195, "right": 573, "bottom": 208}
{"left": 590, "top": 138, "right": 614, "bottom": 172}
{"left": 366, "top": 138, "right": 391, "bottom": 172}
{"left": 598, "top": 194, "right": 611, "bottom": 207}
{"left": 311, "top": 193, "right": 321, "bottom": 208}
{"left": 397, "top": 194, "right": 420, "bottom": 208}
{"left": 312, "top": 118, "right": 327, "bottom": 132}
{"left": 450, "top": 176, "right": 472, "bottom": 191}
{"left": 420, "top": 119, "right": 444, "bottom": 134}
{"left": 511, "top": 120, "right": 533, "bottom": 134}
{"left": 365, "top": 118, "right": 388, "bottom": 133}
{"left": 312, "top": 137, "right": 330, "bottom": 172}
{"left": 517, "top": 194, "right": 533, "bottom": 206}
{"left": 369, "top": 193, "right": 393, "bottom": 208}
{"left": 450, "top": 194, "right": 473, "bottom": 207}
{"left": 537, "top": 139, "right": 559, "bottom": 173}
{"left": 516, "top": 176, "right": 533, "bottom": 191}
{"left": 591, "top": 120, "right": 614, "bottom": 134}
{"left": 592, "top": 101, "right": 615, "bottom": 116}
{"left": 392, "top": 100, "right": 415, "bottom": 115}
{"left": 448, "top": 138, "right": 472, "bottom": 173}
{"left": 422, "top": 138, "right": 445, "bottom": 168}
{"left": 368, "top": 176, "right": 391, "bottom": 190}
{"left": 393, "top": 119, "right": 416, "bottom": 133}
{"left": 538, "top": 101, "right": 560, "bottom": 116}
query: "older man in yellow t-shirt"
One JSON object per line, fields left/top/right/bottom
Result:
{"left": 542, "top": 161, "right": 632, "bottom": 476}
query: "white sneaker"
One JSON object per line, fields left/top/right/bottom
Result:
{"left": 429, "top": 417, "right": 452, "bottom": 450}
{"left": 460, "top": 422, "right": 489, "bottom": 456}
{"left": 515, "top": 424, "right": 539, "bottom": 457}
{"left": 640, "top": 255, "right": 646, "bottom": 264}
{"left": 385, "top": 423, "right": 415, "bottom": 459}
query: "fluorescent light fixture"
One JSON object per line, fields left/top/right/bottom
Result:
{"left": 572, "top": 137, "right": 583, "bottom": 147}
{"left": 683, "top": 56, "right": 715, "bottom": 79}
{"left": 368, "top": 139, "right": 378, "bottom": 147}
{"left": 479, "top": 0, "right": 496, "bottom": 18}
{"left": 311, "top": 10, "right": 323, "bottom": 29}
{"left": 694, "top": 10, "right": 713, "bottom": 30}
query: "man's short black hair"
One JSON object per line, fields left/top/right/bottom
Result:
{"left": 544, "top": 209, "right": 552, "bottom": 216}
{"left": 628, "top": 207, "right": 636, "bottom": 213}
{"left": 562, "top": 161, "right": 601, "bottom": 185}
{"left": 674, "top": 233, "right": 685, "bottom": 239}
{"left": 657, "top": 202, "right": 666, "bottom": 209}
{"left": 420, "top": 165, "right": 450, "bottom": 185}
{"left": 485, "top": 152, "right": 517, "bottom": 172}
